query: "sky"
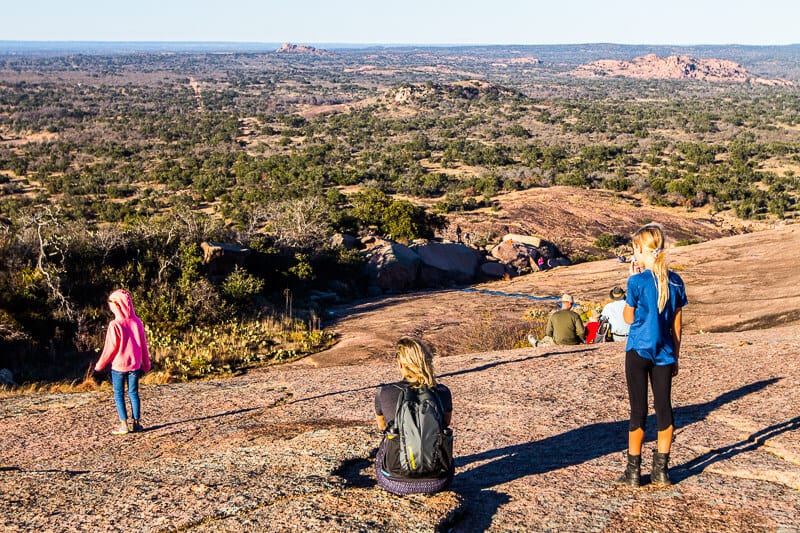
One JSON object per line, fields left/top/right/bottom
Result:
{"left": 3, "top": 0, "right": 799, "bottom": 46}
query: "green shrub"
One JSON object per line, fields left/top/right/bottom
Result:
{"left": 594, "top": 233, "right": 626, "bottom": 249}
{"left": 222, "top": 266, "right": 265, "bottom": 303}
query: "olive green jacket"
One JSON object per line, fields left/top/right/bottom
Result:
{"left": 545, "top": 309, "right": 585, "bottom": 345}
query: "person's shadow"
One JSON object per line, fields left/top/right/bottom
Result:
{"left": 451, "top": 378, "right": 781, "bottom": 532}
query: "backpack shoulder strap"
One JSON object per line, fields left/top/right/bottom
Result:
{"left": 425, "top": 385, "right": 447, "bottom": 417}
{"left": 386, "top": 382, "right": 412, "bottom": 430}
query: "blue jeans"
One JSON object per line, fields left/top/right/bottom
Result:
{"left": 111, "top": 369, "right": 142, "bottom": 421}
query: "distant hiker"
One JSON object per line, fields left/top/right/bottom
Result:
{"left": 455, "top": 225, "right": 462, "bottom": 243}
{"left": 537, "top": 256, "right": 546, "bottom": 271}
{"left": 95, "top": 289, "right": 151, "bottom": 435}
{"left": 374, "top": 337, "right": 454, "bottom": 495}
{"left": 529, "top": 294, "right": 585, "bottom": 347}
{"left": 601, "top": 286, "right": 630, "bottom": 341}
{"left": 615, "top": 224, "right": 687, "bottom": 488}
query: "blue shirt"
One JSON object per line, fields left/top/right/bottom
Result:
{"left": 625, "top": 269, "right": 688, "bottom": 365}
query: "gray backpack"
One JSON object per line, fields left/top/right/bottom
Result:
{"left": 594, "top": 316, "right": 611, "bottom": 343}
{"left": 383, "top": 384, "right": 453, "bottom": 478}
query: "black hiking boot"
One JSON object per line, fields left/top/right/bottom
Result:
{"left": 614, "top": 453, "right": 641, "bottom": 487}
{"left": 651, "top": 451, "right": 672, "bottom": 485}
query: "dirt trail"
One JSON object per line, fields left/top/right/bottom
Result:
{"left": 189, "top": 77, "right": 203, "bottom": 112}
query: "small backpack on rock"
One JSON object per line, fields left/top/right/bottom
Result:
{"left": 594, "top": 316, "right": 611, "bottom": 343}
{"left": 382, "top": 384, "right": 453, "bottom": 479}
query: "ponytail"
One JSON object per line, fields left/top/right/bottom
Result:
{"left": 652, "top": 249, "right": 669, "bottom": 313}
{"left": 632, "top": 224, "right": 670, "bottom": 313}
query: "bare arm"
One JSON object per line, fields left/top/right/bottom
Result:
{"left": 443, "top": 411, "right": 452, "bottom": 427}
{"left": 671, "top": 307, "right": 683, "bottom": 376}
{"left": 623, "top": 304, "right": 635, "bottom": 325}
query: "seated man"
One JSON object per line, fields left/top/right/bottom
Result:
{"left": 530, "top": 294, "right": 585, "bottom": 346}
{"left": 601, "top": 286, "right": 630, "bottom": 342}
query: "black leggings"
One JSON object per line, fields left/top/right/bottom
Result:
{"left": 625, "top": 350, "right": 674, "bottom": 432}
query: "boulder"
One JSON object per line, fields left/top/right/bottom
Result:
{"left": 308, "top": 290, "right": 339, "bottom": 304}
{"left": 480, "top": 261, "right": 508, "bottom": 279}
{"left": 200, "top": 242, "right": 251, "bottom": 277}
{"left": 501, "top": 233, "right": 543, "bottom": 247}
{"left": 490, "top": 240, "right": 523, "bottom": 262}
{"left": 0, "top": 368, "right": 14, "bottom": 386}
{"left": 417, "top": 263, "right": 451, "bottom": 288}
{"left": 538, "top": 242, "right": 562, "bottom": 259}
{"left": 330, "top": 233, "right": 358, "bottom": 250}
{"left": 412, "top": 242, "right": 483, "bottom": 285}
{"left": 325, "top": 279, "right": 354, "bottom": 299}
{"left": 362, "top": 241, "right": 420, "bottom": 293}
{"left": 548, "top": 256, "right": 572, "bottom": 268}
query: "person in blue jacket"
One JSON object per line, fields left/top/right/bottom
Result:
{"left": 616, "top": 223, "right": 687, "bottom": 487}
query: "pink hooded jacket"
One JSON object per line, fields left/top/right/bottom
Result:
{"left": 95, "top": 289, "right": 151, "bottom": 373}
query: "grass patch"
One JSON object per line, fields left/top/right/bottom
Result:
{"left": 146, "top": 315, "right": 336, "bottom": 381}
{"left": 434, "top": 309, "right": 551, "bottom": 354}
{"left": 0, "top": 315, "right": 336, "bottom": 395}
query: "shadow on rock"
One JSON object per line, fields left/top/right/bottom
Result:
{"left": 331, "top": 447, "right": 379, "bottom": 488}
{"left": 672, "top": 413, "right": 800, "bottom": 484}
{"left": 450, "top": 378, "right": 780, "bottom": 532}
{"left": 145, "top": 407, "right": 261, "bottom": 432}
{"left": 440, "top": 348, "right": 594, "bottom": 380}
{"left": 290, "top": 384, "right": 380, "bottom": 405}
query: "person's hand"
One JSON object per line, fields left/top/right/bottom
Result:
{"left": 629, "top": 258, "right": 642, "bottom": 275}
{"left": 672, "top": 360, "right": 680, "bottom": 377}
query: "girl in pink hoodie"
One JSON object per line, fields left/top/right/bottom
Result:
{"left": 95, "top": 289, "right": 151, "bottom": 435}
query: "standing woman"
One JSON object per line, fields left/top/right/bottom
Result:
{"left": 616, "top": 224, "right": 687, "bottom": 486}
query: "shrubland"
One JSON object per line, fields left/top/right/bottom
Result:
{"left": 0, "top": 46, "right": 798, "bottom": 385}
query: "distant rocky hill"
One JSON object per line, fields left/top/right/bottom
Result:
{"left": 572, "top": 54, "right": 793, "bottom": 85}
{"left": 275, "top": 43, "right": 330, "bottom": 56}
{"left": 386, "top": 80, "right": 524, "bottom": 106}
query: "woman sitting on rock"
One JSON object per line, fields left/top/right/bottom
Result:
{"left": 374, "top": 337, "right": 454, "bottom": 495}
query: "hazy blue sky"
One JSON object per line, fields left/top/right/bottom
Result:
{"left": 3, "top": 0, "right": 798, "bottom": 45}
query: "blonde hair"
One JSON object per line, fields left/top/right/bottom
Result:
{"left": 396, "top": 336, "right": 437, "bottom": 388}
{"left": 632, "top": 223, "right": 669, "bottom": 313}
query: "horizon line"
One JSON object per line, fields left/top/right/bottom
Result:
{"left": 1, "top": 40, "right": 799, "bottom": 48}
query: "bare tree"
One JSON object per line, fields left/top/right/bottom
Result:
{"left": 18, "top": 206, "right": 76, "bottom": 319}
{"left": 265, "top": 196, "right": 330, "bottom": 249}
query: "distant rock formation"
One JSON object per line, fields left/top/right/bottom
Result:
{"left": 571, "top": 54, "right": 792, "bottom": 86}
{"left": 275, "top": 43, "right": 330, "bottom": 56}
{"left": 357, "top": 232, "right": 567, "bottom": 293}
{"left": 388, "top": 80, "right": 518, "bottom": 106}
